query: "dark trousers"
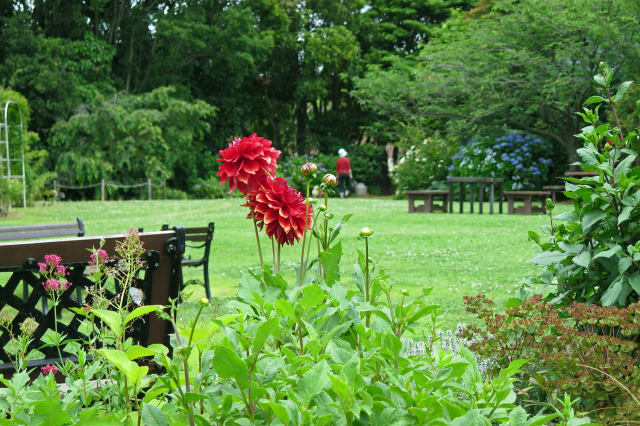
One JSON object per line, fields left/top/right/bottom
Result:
{"left": 338, "top": 173, "right": 350, "bottom": 195}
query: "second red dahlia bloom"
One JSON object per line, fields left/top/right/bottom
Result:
{"left": 246, "top": 177, "right": 312, "bottom": 246}
{"left": 217, "top": 134, "right": 281, "bottom": 194}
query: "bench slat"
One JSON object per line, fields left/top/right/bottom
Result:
{"left": 0, "top": 222, "right": 78, "bottom": 233}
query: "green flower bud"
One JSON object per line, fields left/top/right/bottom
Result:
{"left": 200, "top": 297, "right": 210, "bottom": 306}
{"left": 401, "top": 289, "right": 409, "bottom": 296}
{"left": 604, "top": 140, "right": 613, "bottom": 151}
{"left": 324, "top": 212, "right": 334, "bottom": 219}
{"left": 318, "top": 204, "right": 327, "bottom": 211}
{"left": 359, "top": 227, "right": 373, "bottom": 237}
{"left": 301, "top": 162, "right": 318, "bottom": 176}
{"left": 323, "top": 173, "right": 338, "bottom": 187}
{"left": 545, "top": 198, "right": 553, "bottom": 211}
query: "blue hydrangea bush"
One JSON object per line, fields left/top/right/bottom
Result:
{"left": 449, "top": 133, "right": 554, "bottom": 190}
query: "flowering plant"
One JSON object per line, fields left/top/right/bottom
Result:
{"left": 448, "top": 133, "right": 554, "bottom": 190}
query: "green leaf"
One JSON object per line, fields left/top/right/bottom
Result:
{"left": 581, "top": 210, "right": 607, "bottom": 233}
{"left": 450, "top": 409, "right": 485, "bottom": 425}
{"left": 262, "top": 400, "right": 289, "bottom": 424}
{"left": 92, "top": 309, "right": 122, "bottom": 337}
{"left": 125, "top": 365, "right": 149, "bottom": 388}
{"left": 618, "top": 256, "right": 632, "bottom": 274}
{"left": 507, "top": 406, "right": 529, "bottom": 425}
{"left": 141, "top": 403, "right": 170, "bottom": 426}
{"left": 31, "top": 399, "right": 70, "bottom": 426}
{"left": 125, "top": 344, "right": 165, "bottom": 361}
{"left": 213, "top": 345, "right": 249, "bottom": 389}
{"left": 618, "top": 206, "right": 633, "bottom": 225}
{"left": 296, "top": 360, "right": 330, "bottom": 405}
{"left": 125, "top": 305, "right": 163, "bottom": 327}
{"left": 629, "top": 272, "right": 640, "bottom": 294}
{"left": 614, "top": 81, "right": 633, "bottom": 102}
{"left": 572, "top": 251, "right": 591, "bottom": 269}
{"left": 505, "top": 298, "right": 522, "bottom": 308}
{"left": 601, "top": 280, "right": 623, "bottom": 306}
{"left": 593, "top": 245, "right": 621, "bottom": 259}
{"left": 577, "top": 147, "right": 599, "bottom": 166}
{"left": 301, "top": 283, "right": 325, "bottom": 311}
{"left": 584, "top": 95, "right": 606, "bottom": 104}
{"left": 594, "top": 74, "right": 605, "bottom": 86}
{"left": 614, "top": 155, "right": 636, "bottom": 182}
{"left": 531, "top": 251, "right": 570, "bottom": 266}
{"left": 319, "top": 241, "right": 342, "bottom": 286}
{"left": 98, "top": 348, "right": 136, "bottom": 374}
{"left": 252, "top": 317, "right": 279, "bottom": 355}
{"left": 528, "top": 231, "right": 540, "bottom": 245}
{"left": 554, "top": 212, "right": 579, "bottom": 222}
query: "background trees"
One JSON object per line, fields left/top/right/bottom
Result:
{"left": 1, "top": 0, "right": 637, "bottom": 197}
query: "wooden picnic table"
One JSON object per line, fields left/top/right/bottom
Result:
{"left": 564, "top": 171, "right": 598, "bottom": 178}
{"left": 447, "top": 177, "right": 504, "bottom": 214}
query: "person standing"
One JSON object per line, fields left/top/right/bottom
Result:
{"left": 336, "top": 148, "right": 352, "bottom": 198}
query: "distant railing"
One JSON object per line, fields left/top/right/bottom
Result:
{"left": 52, "top": 179, "right": 167, "bottom": 201}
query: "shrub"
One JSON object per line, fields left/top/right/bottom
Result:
{"left": 527, "top": 64, "right": 640, "bottom": 307}
{"left": 462, "top": 294, "right": 640, "bottom": 423}
{"left": 392, "top": 135, "right": 457, "bottom": 193}
{"left": 276, "top": 154, "right": 330, "bottom": 193}
{"left": 191, "top": 175, "right": 231, "bottom": 199}
{"left": 449, "top": 133, "right": 554, "bottom": 190}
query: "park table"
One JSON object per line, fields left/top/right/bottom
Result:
{"left": 447, "top": 176, "right": 504, "bottom": 214}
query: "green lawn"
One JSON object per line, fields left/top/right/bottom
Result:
{"left": 0, "top": 197, "right": 569, "bottom": 328}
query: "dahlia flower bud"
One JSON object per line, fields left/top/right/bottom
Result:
{"left": 323, "top": 174, "right": 338, "bottom": 187}
{"left": 318, "top": 204, "right": 327, "bottom": 211}
{"left": 545, "top": 198, "right": 554, "bottom": 212}
{"left": 301, "top": 162, "right": 318, "bottom": 176}
{"left": 200, "top": 297, "right": 210, "bottom": 306}
{"left": 604, "top": 140, "right": 613, "bottom": 151}
{"left": 359, "top": 227, "right": 373, "bottom": 237}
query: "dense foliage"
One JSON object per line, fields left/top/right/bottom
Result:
{"left": 462, "top": 294, "right": 640, "bottom": 423}
{"left": 528, "top": 66, "right": 640, "bottom": 306}
{"left": 354, "top": 0, "right": 640, "bottom": 164}
{"left": 449, "top": 133, "right": 555, "bottom": 191}
{"left": 392, "top": 134, "right": 457, "bottom": 192}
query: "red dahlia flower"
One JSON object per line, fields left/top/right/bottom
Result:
{"left": 217, "top": 134, "right": 281, "bottom": 194}
{"left": 246, "top": 177, "right": 312, "bottom": 246}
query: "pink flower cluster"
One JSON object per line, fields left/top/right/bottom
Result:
{"left": 89, "top": 249, "right": 109, "bottom": 267}
{"left": 41, "top": 364, "right": 58, "bottom": 375}
{"left": 39, "top": 253, "right": 72, "bottom": 294}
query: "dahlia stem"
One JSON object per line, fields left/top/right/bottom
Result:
{"left": 277, "top": 243, "right": 281, "bottom": 275}
{"left": 251, "top": 211, "right": 266, "bottom": 290}
{"left": 298, "top": 180, "right": 311, "bottom": 286}
{"left": 271, "top": 237, "right": 276, "bottom": 273}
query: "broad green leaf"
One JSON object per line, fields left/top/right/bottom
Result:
{"left": 301, "top": 283, "right": 324, "bottom": 311}
{"left": 584, "top": 95, "right": 606, "bottom": 104}
{"left": 531, "top": 251, "right": 570, "bottom": 266}
{"left": 92, "top": 309, "right": 122, "bottom": 337}
{"left": 141, "top": 403, "right": 170, "bottom": 426}
{"left": 618, "top": 206, "right": 633, "bottom": 225}
{"left": 558, "top": 242, "right": 582, "bottom": 254}
{"left": 98, "top": 348, "right": 136, "bottom": 374}
{"left": 252, "top": 317, "right": 279, "bottom": 355}
{"left": 581, "top": 210, "right": 607, "bottom": 232}
{"left": 601, "top": 280, "right": 623, "bottom": 306}
{"left": 594, "top": 74, "right": 605, "bottom": 86}
{"left": 619, "top": 256, "right": 632, "bottom": 274}
{"left": 262, "top": 400, "right": 289, "bottom": 424}
{"left": 614, "top": 81, "right": 633, "bottom": 102}
{"left": 629, "top": 272, "right": 640, "bottom": 294}
{"left": 296, "top": 360, "right": 330, "bottom": 405}
{"left": 125, "top": 305, "right": 163, "bottom": 326}
{"left": 614, "top": 155, "right": 636, "bottom": 182}
{"left": 125, "top": 365, "right": 149, "bottom": 388}
{"left": 528, "top": 231, "right": 540, "bottom": 245}
{"left": 450, "top": 409, "right": 485, "bottom": 425}
{"left": 554, "top": 212, "right": 579, "bottom": 222}
{"left": 126, "top": 345, "right": 165, "bottom": 361}
{"left": 577, "top": 147, "right": 599, "bottom": 166}
{"left": 507, "top": 406, "right": 529, "bottom": 425}
{"left": 572, "top": 251, "right": 591, "bottom": 269}
{"left": 213, "top": 345, "right": 249, "bottom": 389}
{"left": 319, "top": 241, "right": 342, "bottom": 286}
{"left": 31, "top": 399, "right": 70, "bottom": 426}
{"left": 593, "top": 245, "right": 621, "bottom": 259}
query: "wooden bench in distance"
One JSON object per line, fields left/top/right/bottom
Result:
{"left": 504, "top": 191, "right": 551, "bottom": 215}
{"left": 161, "top": 223, "right": 215, "bottom": 299}
{"left": 405, "top": 190, "right": 449, "bottom": 213}
{"left": 0, "top": 218, "right": 84, "bottom": 241}
{"left": 542, "top": 185, "right": 564, "bottom": 204}
{"left": 0, "top": 218, "right": 85, "bottom": 310}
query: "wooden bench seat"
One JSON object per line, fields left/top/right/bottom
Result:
{"left": 405, "top": 190, "right": 449, "bottom": 213}
{"left": 504, "top": 191, "right": 550, "bottom": 215}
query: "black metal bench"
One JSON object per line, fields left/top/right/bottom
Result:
{"left": 161, "top": 223, "right": 214, "bottom": 300}
{"left": 0, "top": 218, "right": 85, "bottom": 311}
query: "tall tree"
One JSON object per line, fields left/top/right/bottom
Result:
{"left": 353, "top": 0, "right": 640, "bottom": 161}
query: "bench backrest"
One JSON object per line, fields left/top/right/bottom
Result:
{"left": 161, "top": 223, "right": 215, "bottom": 260}
{"left": 0, "top": 230, "right": 184, "bottom": 373}
{"left": 0, "top": 217, "right": 84, "bottom": 241}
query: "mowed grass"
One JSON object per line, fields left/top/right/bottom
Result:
{"left": 0, "top": 197, "right": 570, "bottom": 328}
